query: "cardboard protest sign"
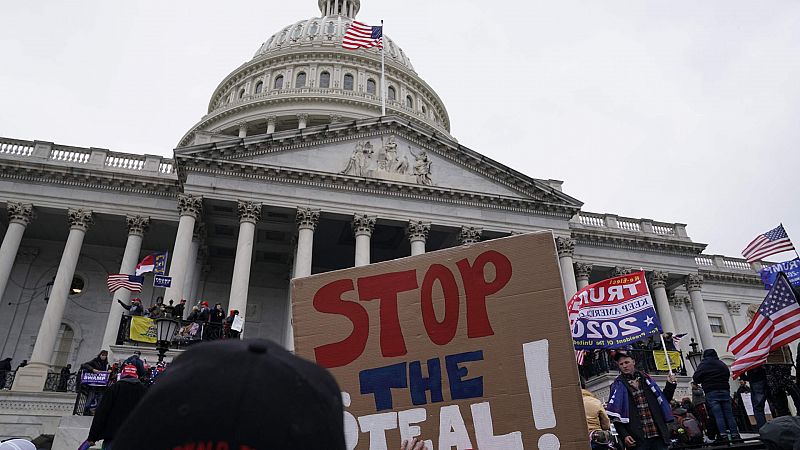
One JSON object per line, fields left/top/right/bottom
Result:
{"left": 567, "top": 271, "right": 662, "bottom": 349}
{"left": 292, "top": 232, "right": 588, "bottom": 450}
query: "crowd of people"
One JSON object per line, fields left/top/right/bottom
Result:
{"left": 582, "top": 346, "right": 800, "bottom": 450}
{"left": 118, "top": 297, "right": 242, "bottom": 342}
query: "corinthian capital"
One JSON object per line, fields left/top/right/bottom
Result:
{"left": 177, "top": 194, "right": 203, "bottom": 219}
{"left": 7, "top": 202, "right": 34, "bottom": 226}
{"left": 574, "top": 262, "right": 593, "bottom": 281}
{"left": 237, "top": 201, "right": 262, "bottom": 224}
{"left": 126, "top": 215, "right": 150, "bottom": 237}
{"left": 352, "top": 214, "right": 377, "bottom": 237}
{"left": 407, "top": 220, "right": 431, "bottom": 242}
{"left": 67, "top": 208, "right": 94, "bottom": 231}
{"left": 685, "top": 273, "right": 704, "bottom": 292}
{"left": 649, "top": 270, "right": 669, "bottom": 289}
{"left": 555, "top": 237, "right": 575, "bottom": 258}
{"left": 296, "top": 207, "right": 320, "bottom": 231}
{"left": 459, "top": 226, "right": 483, "bottom": 245}
{"left": 612, "top": 266, "right": 634, "bottom": 277}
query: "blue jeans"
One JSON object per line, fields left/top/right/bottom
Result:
{"left": 750, "top": 380, "right": 768, "bottom": 430}
{"left": 706, "top": 390, "right": 739, "bottom": 437}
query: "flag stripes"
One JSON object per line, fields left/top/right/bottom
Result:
{"left": 742, "top": 224, "right": 795, "bottom": 263}
{"left": 342, "top": 21, "right": 383, "bottom": 50}
{"left": 107, "top": 274, "right": 144, "bottom": 293}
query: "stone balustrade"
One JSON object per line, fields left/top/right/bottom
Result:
{"left": 0, "top": 138, "right": 175, "bottom": 177}
{"left": 695, "top": 254, "right": 758, "bottom": 272}
{"left": 573, "top": 211, "right": 689, "bottom": 239}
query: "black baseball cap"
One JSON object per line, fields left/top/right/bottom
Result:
{"left": 113, "top": 339, "right": 345, "bottom": 450}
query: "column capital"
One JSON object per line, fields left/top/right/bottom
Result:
{"left": 296, "top": 207, "right": 320, "bottom": 231}
{"left": 685, "top": 273, "right": 703, "bottom": 292}
{"left": 352, "top": 213, "right": 377, "bottom": 237}
{"left": 297, "top": 113, "right": 309, "bottom": 121}
{"left": 330, "top": 114, "right": 342, "bottom": 123}
{"left": 555, "top": 236, "right": 575, "bottom": 258}
{"left": 192, "top": 222, "right": 207, "bottom": 242}
{"left": 726, "top": 300, "right": 742, "bottom": 315}
{"left": 459, "top": 226, "right": 482, "bottom": 245}
{"left": 612, "top": 266, "right": 634, "bottom": 277}
{"left": 407, "top": 220, "right": 431, "bottom": 242}
{"left": 683, "top": 296, "right": 694, "bottom": 311}
{"left": 574, "top": 262, "right": 593, "bottom": 281}
{"left": 177, "top": 194, "right": 203, "bottom": 219}
{"left": 67, "top": 208, "right": 94, "bottom": 231}
{"left": 237, "top": 201, "right": 262, "bottom": 224}
{"left": 7, "top": 202, "right": 35, "bottom": 226}
{"left": 237, "top": 120, "right": 248, "bottom": 129}
{"left": 125, "top": 215, "right": 150, "bottom": 237}
{"left": 649, "top": 270, "right": 669, "bottom": 289}
{"left": 266, "top": 115, "right": 277, "bottom": 124}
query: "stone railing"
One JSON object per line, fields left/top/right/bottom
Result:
{"left": 695, "top": 254, "right": 757, "bottom": 272}
{"left": 0, "top": 138, "right": 176, "bottom": 177}
{"left": 572, "top": 212, "right": 688, "bottom": 239}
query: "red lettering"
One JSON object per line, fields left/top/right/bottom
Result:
{"left": 313, "top": 279, "right": 369, "bottom": 368}
{"left": 358, "top": 270, "right": 419, "bottom": 357}
{"left": 456, "top": 250, "right": 513, "bottom": 338}
{"left": 421, "top": 264, "right": 460, "bottom": 345}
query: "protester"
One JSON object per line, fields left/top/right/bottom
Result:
{"left": 733, "top": 380, "right": 754, "bottom": 433}
{"left": 759, "top": 416, "right": 800, "bottom": 450}
{"left": 85, "top": 364, "right": 147, "bottom": 449}
{"left": 581, "top": 378, "right": 611, "bottom": 449}
{"left": 147, "top": 302, "right": 163, "bottom": 319}
{"left": 224, "top": 310, "right": 241, "bottom": 339}
{"left": 122, "top": 351, "right": 146, "bottom": 378}
{"left": 112, "top": 339, "right": 346, "bottom": 450}
{"left": 0, "top": 357, "right": 11, "bottom": 390}
{"left": 692, "top": 349, "right": 740, "bottom": 441}
{"left": 81, "top": 351, "right": 109, "bottom": 374}
{"left": 197, "top": 301, "right": 210, "bottom": 322}
{"left": 670, "top": 406, "right": 704, "bottom": 446}
{"left": 57, "top": 364, "right": 72, "bottom": 392}
{"left": 173, "top": 299, "right": 186, "bottom": 319}
{"left": 689, "top": 381, "right": 711, "bottom": 438}
{"left": 117, "top": 298, "right": 144, "bottom": 316}
{"left": 606, "top": 351, "right": 676, "bottom": 450}
{"left": 186, "top": 305, "right": 200, "bottom": 322}
{"left": 163, "top": 300, "right": 176, "bottom": 318}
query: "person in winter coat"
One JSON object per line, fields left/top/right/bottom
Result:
{"left": 224, "top": 310, "right": 241, "bottom": 339}
{"left": 173, "top": 299, "right": 186, "bottom": 319}
{"left": 186, "top": 306, "right": 200, "bottom": 322}
{"left": 692, "top": 349, "right": 739, "bottom": 441}
{"left": 0, "top": 357, "right": 11, "bottom": 389}
{"left": 81, "top": 351, "right": 110, "bottom": 374}
{"left": 117, "top": 298, "right": 144, "bottom": 316}
{"left": 197, "top": 302, "right": 211, "bottom": 322}
{"left": 122, "top": 351, "right": 146, "bottom": 378}
{"left": 580, "top": 378, "right": 611, "bottom": 449}
{"left": 86, "top": 364, "right": 147, "bottom": 449}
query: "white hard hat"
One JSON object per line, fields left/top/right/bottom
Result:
{"left": 0, "top": 439, "right": 36, "bottom": 450}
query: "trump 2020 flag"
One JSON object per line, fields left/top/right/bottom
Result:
{"left": 567, "top": 271, "right": 662, "bottom": 349}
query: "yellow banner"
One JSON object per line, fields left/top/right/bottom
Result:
{"left": 654, "top": 350, "right": 682, "bottom": 371}
{"left": 129, "top": 316, "right": 157, "bottom": 343}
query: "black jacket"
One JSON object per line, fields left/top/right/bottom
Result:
{"left": 741, "top": 366, "right": 767, "bottom": 383}
{"left": 692, "top": 349, "right": 731, "bottom": 393}
{"left": 612, "top": 373, "right": 677, "bottom": 445}
{"left": 210, "top": 309, "right": 225, "bottom": 324}
{"left": 87, "top": 378, "right": 146, "bottom": 442}
{"left": 0, "top": 358, "right": 11, "bottom": 372}
{"left": 81, "top": 357, "right": 109, "bottom": 373}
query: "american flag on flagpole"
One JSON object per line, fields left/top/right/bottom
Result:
{"left": 728, "top": 273, "right": 800, "bottom": 378}
{"left": 575, "top": 349, "right": 586, "bottom": 366}
{"left": 741, "top": 224, "right": 795, "bottom": 263}
{"left": 672, "top": 333, "right": 687, "bottom": 347}
{"left": 107, "top": 274, "right": 144, "bottom": 293}
{"left": 342, "top": 21, "right": 383, "bottom": 50}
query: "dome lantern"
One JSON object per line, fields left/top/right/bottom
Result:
{"left": 318, "top": 0, "right": 360, "bottom": 18}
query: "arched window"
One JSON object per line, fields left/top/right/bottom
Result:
{"left": 239, "top": 89, "right": 246, "bottom": 99}
{"left": 296, "top": 72, "right": 307, "bottom": 88}
{"left": 292, "top": 26, "right": 303, "bottom": 39}
{"left": 320, "top": 71, "right": 331, "bottom": 88}
{"left": 274, "top": 75, "right": 284, "bottom": 89}
{"left": 326, "top": 21, "right": 335, "bottom": 35}
{"left": 387, "top": 86, "right": 396, "bottom": 101}
{"left": 421, "top": 104, "right": 427, "bottom": 115}
{"left": 406, "top": 95, "right": 414, "bottom": 109}
{"left": 309, "top": 22, "right": 320, "bottom": 35}
{"left": 254, "top": 81, "right": 263, "bottom": 94}
{"left": 367, "top": 79, "right": 376, "bottom": 95}
{"left": 343, "top": 73, "right": 354, "bottom": 91}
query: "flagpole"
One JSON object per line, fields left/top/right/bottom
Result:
{"left": 659, "top": 333, "right": 674, "bottom": 376}
{"left": 381, "top": 19, "right": 386, "bottom": 117}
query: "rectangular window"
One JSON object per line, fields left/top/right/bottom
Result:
{"left": 709, "top": 315, "right": 726, "bottom": 335}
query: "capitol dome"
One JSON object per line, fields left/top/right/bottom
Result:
{"left": 178, "top": 0, "right": 452, "bottom": 147}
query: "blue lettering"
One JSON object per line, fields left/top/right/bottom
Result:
{"left": 359, "top": 362, "right": 407, "bottom": 411}
{"left": 445, "top": 351, "right": 484, "bottom": 400}
{"left": 409, "top": 358, "right": 443, "bottom": 406}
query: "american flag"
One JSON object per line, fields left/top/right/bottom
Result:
{"left": 728, "top": 273, "right": 800, "bottom": 378}
{"left": 107, "top": 274, "right": 144, "bottom": 293}
{"left": 342, "top": 21, "right": 383, "bottom": 50}
{"left": 576, "top": 349, "right": 587, "bottom": 365}
{"left": 672, "top": 333, "right": 687, "bottom": 347}
{"left": 741, "top": 224, "right": 795, "bottom": 263}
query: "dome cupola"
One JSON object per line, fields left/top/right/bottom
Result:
{"left": 318, "top": 0, "right": 360, "bottom": 18}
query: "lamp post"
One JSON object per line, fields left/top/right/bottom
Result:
{"left": 687, "top": 338, "right": 703, "bottom": 371}
{"left": 154, "top": 318, "right": 179, "bottom": 364}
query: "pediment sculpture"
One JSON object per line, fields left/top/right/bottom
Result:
{"left": 340, "top": 136, "right": 432, "bottom": 185}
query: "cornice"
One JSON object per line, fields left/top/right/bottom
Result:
{"left": 571, "top": 229, "right": 707, "bottom": 257}
{"left": 698, "top": 269, "right": 763, "bottom": 287}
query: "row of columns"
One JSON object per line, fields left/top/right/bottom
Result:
{"left": 238, "top": 113, "right": 320, "bottom": 139}
{"left": 556, "top": 236, "right": 717, "bottom": 351}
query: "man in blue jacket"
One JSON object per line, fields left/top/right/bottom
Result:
{"left": 693, "top": 349, "right": 740, "bottom": 441}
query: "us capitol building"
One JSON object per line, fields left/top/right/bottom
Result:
{"left": 0, "top": 0, "right": 775, "bottom": 444}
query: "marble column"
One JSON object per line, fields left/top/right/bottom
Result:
{"left": 266, "top": 115, "right": 277, "bottom": 134}
{"left": 238, "top": 121, "right": 248, "bottom": 138}
{"left": 0, "top": 203, "right": 34, "bottom": 305}
{"left": 649, "top": 271, "right": 675, "bottom": 333}
{"left": 556, "top": 237, "right": 578, "bottom": 301}
{"left": 13, "top": 208, "right": 93, "bottom": 392}
{"left": 182, "top": 223, "right": 205, "bottom": 304}
{"left": 574, "top": 262, "right": 593, "bottom": 290}
{"left": 163, "top": 194, "right": 203, "bottom": 305}
{"left": 228, "top": 201, "right": 261, "bottom": 318}
{"left": 407, "top": 220, "right": 430, "bottom": 256}
{"left": 286, "top": 208, "right": 320, "bottom": 351}
{"left": 458, "top": 226, "right": 482, "bottom": 245}
{"left": 297, "top": 113, "right": 308, "bottom": 129}
{"left": 353, "top": 214, "right": 376, "bottom": 267}
{"left": 685, "top": 274, "right": 715, "bottom": 350}
{"left": 682, "top": 296, "right": 702, "bottom": 350}
{"left": 100, "top": 215, "right": 149, "bottom": 357}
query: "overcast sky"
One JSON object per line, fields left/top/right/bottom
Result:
{"left": 1, "top": 1, "right": 798, "bottom": 259}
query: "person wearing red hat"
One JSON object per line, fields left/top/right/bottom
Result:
{"left": 85, "top": 364, "right": 146, "bottom": 449}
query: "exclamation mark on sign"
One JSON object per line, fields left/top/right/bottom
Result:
{"left": 522, "top": 340, "right": 561, "bottom": 450}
